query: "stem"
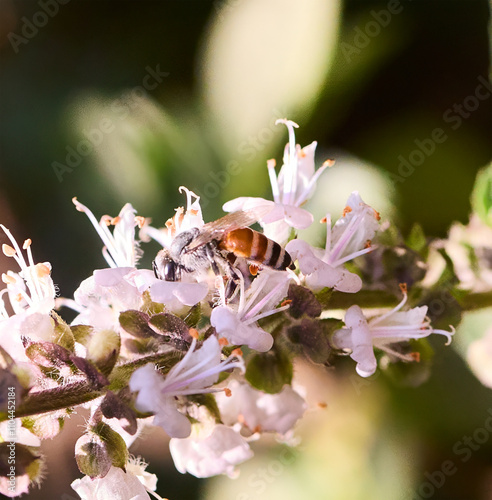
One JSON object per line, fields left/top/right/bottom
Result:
{"left": 0, "top": 350, "right": 184, "bottom": 422}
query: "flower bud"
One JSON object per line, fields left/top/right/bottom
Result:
{"left": 86, "top": 329, "right": 121, "bottom": 376}
{"left": 75, "top": 422, "right": 128, "bottom": 479}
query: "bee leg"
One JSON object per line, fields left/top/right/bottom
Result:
{"left": 205, "top": 244, "right": 221, "bottom": 276}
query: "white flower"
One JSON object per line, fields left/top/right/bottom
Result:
{"left": 210, "top": 269, "right": 293, "bottom": 352}
{"left": 216, "top": 379, "right": 306, "bottom": 435}
{"left": 169, "top": 424, "right": 253, "bottom": 478}
{"left": 0, "top": 226, "right": 57, "bottom": 360}
{"left": 140, "top": 186, "right": 204, "bottom": 250}
{"left": 129, "top": 335, "right": 244, "bottom": 438}
{"left": 73, "top": 198, "right": 142, "bottom": 268}
{"left": 332, "top": 289, "right": 455, "bottom": 377}
{"left": 286, "top": 191, "right": 380, "bottom": 293}
{"left": 71, "top": 459, "right": 160, "bottom": 500}
{"left": 444, "top": 215, "right": 492, "bottom": 292}
{"left": 223, "top": 119, "right": 330, "bottom": 243}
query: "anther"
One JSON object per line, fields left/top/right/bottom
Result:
{"left": 399, "top": 283, "right": 408, "bottom": 293}
{"left": 342, "top": 206, "right": 353, "bottom": 217}
{"left": 22, "top": 238, "right": 32, "bottom": 249}
{"left": 189, "top": 328, "right": 199, "bottom": 340}
{"left": 322, "top": 159, "right": 336, "bottom": 168}
{"left": 2, "top": 244, "right": 16, "bottom": 257}
{"left": 1, "top": 273, "right": 16, "bottom": 285}
{"left": 224, "top": 388, "right": 232, "bottom": 397}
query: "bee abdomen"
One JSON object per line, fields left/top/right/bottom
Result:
{"left": 220, "top": 228, "right": 294, "bottom": 271}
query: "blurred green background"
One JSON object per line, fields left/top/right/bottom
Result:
{"left": 0, "top": 0, "right": 491, "bottom": 499}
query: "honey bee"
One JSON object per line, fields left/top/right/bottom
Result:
{"left": 153, "top": 209, "right": 295, "bottom": 284}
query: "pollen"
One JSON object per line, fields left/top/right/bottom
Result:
{"left": 72, "top": 197, "right": 84, "bottom": 211}
{"left": 218, "top": 337, "right": 229, "bottom": 346}
{"left": 1, "top": 273, "right": 16, "bottom": 285}
{"left": 342, "top": 206, "right": 353, "bottom": 217}
{"left": 135, "top": 216, "right": 146, "bottom": 229}
{"left": 249, "top": 264, "right": 259, "bottom": 276}
{"left": 399, "top": 283, "right": 408, "bottom": 293}
{"left": 2, "top": 244, "right": 16, "bottom": 257}
{"left": 15, "top": 293, "right": 23, "bottom": 302}
{"left": 410, "top": 352, "right": 421, "bottom": 362}
{"left": 322, "top": 158, "right": 336, "bottom": 168}
{"left": 223, "top": 387, "right": 232, "bottom": 397}
{"left": 364, "top": 240, "right": 372, "bottom": 249}
{"left": 281, "top": 299, "right": 292, "bottom": 307}
{"left": 22, "top": 238, "right": 32, "bottom": 249}
{"left": 317, "top": 402, "right": 328, "bottom": 409}
{"left": 111, "top": 216, "right": 121, "bottom": 225}
{"left": 189, "top": 328, "right": 199, "bottom": 340}
{"left": 320, "top": 216, "right": 327, "bottom": 224}
{"left": 373, "top": 209, "right": 381, "bottom": 221}
{"left": 101, "top": 215, "right": 112, "bottom": 226}
{"left": 36, "top": 263, "right": 51, "bottom": 278}
{"left": 188, "top": 209, "right": 198, "bottom": 216}
{"left": 231, "top": 348, "right": 243, "bottom": 357}
{"left": 267, "top": 158, "right": 276, "bottom": 169}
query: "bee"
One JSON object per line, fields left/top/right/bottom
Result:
{"left": 153, "top": 209, "right": 295, "bottom": 284}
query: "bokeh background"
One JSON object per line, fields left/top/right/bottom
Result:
{"left": 0, "top": 0, "right": 491, "bottom": 499}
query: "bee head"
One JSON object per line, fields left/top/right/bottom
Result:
{"left": 153, "top": 250, "right": 180, "bottom": 281}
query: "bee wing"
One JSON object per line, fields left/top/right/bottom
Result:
{"left": 184, "top": 205, "right": 273, "bottom": 253}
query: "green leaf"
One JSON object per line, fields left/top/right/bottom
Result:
{"left": 119, "top": 310, "right": 155, "bottom": 338}
{"left": 246, "top": 347, "right": 293, "bottom": 394}
{"left": 141, "top": 290, "right": 166, "bottom": 316}
{"left": 71, "top": 325, "right": 94, "bottom": 346}
{"left": 286, "top": 318, "right": 331, "bottom": 364}
{"left": 406, "top": 223, "right": 427, "bottom": 254}
{"left": 187, "top": 393, "right": 222, "bottom": 424}
{"left": 51, "top": 311, "right": 75, "bottom": 352}
{"left": 471, "top": 163, "right": 492, "bottom": 227}
{"left": 181, "top": 304, "right": 202, "bottom": 329}
{"left": 287, "top": 284, "right": 322, "bottom": 319}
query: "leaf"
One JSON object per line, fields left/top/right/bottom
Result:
{"left": 100, "top": 391, "right": 138, "bottom": 436}
{"left": 181, "top": 303, "right": 202, "bottom": 328}
{"left": 406, "top": 223, "right": 427, "bottom": 254}
{"left": 148, "top": 313, "right": 192, "bottom": 350}
{"left": 119, "top": 310, "right": 156, "bottom": 338}
{"left": 286, "top": 318, "right": 331, "bottom": 364}
{"left": 187, "top": 393, "right": 222, "bottom": 424}
{"left": 471, "top": 163, "right": 492, "bottom": 227}
{"left": 71, "top": 325, "right": 94, "bottom": 346}
{"left": 246, "top": 347, "right": 293, "bottom": 394}
{"left": 50, "top": 311, "right": 75, "bottom": 352}
{"left": 287, "top": 284, "right": 322, "bottom": 319}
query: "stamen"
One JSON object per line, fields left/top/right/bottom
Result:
{"left": 111, "top": 216, "right": 121, "bottom": 225}
{"left": 322, "top": 159, "right": 336, "bottom": 168}
{"left": 22, "top": 239, "right": 32, "bottom": 250}
{"left": 267, "top": 159, "right": 281, "bottom": 204}
{"left": 189, "top": 328, "right": 199, "bottom": 340}
{"left": 369, "top": 292, "right": 408, "bottom": 326}
{"left": 224, "top": 387, "right": 232, "bottom": 397}
{"left": 249, "top": 264, "right": 259, "bottom": 276}
{"left": 342, "top": 206, "right": 352, "bottom": 217}
{"left": 218, "top": 337, "right": 229, "bottom": 346}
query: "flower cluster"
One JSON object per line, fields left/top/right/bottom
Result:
{"left": 0, "top": 120, "right": 457, "bottom": 499}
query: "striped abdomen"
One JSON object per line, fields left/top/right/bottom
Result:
{"left": 219, "top": 228, "right": 295, "bottom": 271}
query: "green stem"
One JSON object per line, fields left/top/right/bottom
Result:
{"left": 0, "top": 350, "right": 183, "bottom": 422}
